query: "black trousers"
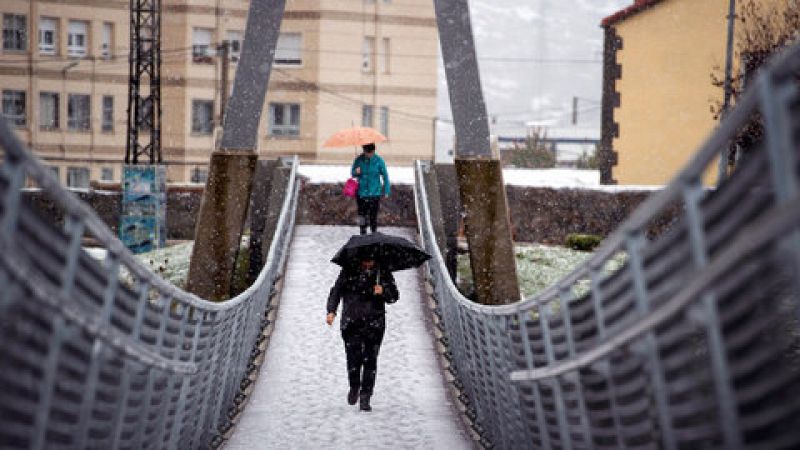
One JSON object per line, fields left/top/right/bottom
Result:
{"left": 341, "top": 319, "right": 385, "bottom": 396}
{"left": 357, "top": 196, "right": 381, "bottom": 235}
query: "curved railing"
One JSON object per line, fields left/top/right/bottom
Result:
{"left": 0, "top": 117, "right": 299, "bottom": 449}
{"left": 415, "top": 41, "right": 800, "bottom": 449}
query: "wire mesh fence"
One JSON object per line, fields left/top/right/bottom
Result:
{"left": 414, "top": 41, "right": 800, "bottom": 449}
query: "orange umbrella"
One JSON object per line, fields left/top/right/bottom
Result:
{"left": 323, "top": 126, "right": 387, "bottom": 148}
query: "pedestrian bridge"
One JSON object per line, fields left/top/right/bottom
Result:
{"left": 2, "top": 41, "right": 800, "bottom": 450}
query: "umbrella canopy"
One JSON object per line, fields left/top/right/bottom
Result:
{"left": 323, "top": 126, "right": 387, "bottom": 148}
{"left": 331, "top": 232, "right": 431, "bottom": 272}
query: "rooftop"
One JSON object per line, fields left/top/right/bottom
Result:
{"left": 601, "top": 0, "right": 665, "bottom": 27}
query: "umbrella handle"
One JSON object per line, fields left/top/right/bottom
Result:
{"left": 377, "top": 243, "right": 382, "bottom": 285}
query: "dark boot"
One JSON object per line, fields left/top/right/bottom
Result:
{"left": 359, "top": 393, "right": 372, "bottom": 412}
{"left": 347, "top": 388, "right": 359, "bottom": 405}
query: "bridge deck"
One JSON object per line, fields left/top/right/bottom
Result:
{"left": 227, "top": 226, "right": 471, "bottom": 449}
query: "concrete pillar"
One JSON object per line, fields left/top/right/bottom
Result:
{"left": 455, "top": 158, "right": 520, "bottom": 305}
{"left": 186, "top": 151, "right": 257, "bottom": 301}
{"left": 433, "top": 164, "right": 460, "bottom": 282}
{"left": 247, "top": 159, "right": 291, "bottom": 284}
{"left": 185, "top": 0, "right": 286, "bottom": 300}
{"left": 246, "top": 159, "right": 278, "bottom": 284}
{"left": 422, "top": 164, "right": 448, "bottom": 263}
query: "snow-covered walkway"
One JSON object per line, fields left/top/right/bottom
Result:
{"left": 226, "top": 226, "right": 472, "bottom": 450}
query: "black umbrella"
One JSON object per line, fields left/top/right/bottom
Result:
{"left": 331, "top": 232, "right": 431, "bottom": 272}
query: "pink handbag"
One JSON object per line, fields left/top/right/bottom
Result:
{"left": 343, "top": 177, "right": 359, "bottom": 198}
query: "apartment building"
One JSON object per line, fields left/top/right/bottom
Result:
{"left": 0, "top": 0, "right": 438, "bottom": 185}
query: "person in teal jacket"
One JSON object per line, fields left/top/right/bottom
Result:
{"left": 351, "top": 143, "right": 390, "bottom": 235}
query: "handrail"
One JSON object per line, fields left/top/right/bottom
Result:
{"left": 0, "top": 114, "right": 300, "bottom": 448}
{"left": 414, "top": 40, "right": 800, "bottom": 449}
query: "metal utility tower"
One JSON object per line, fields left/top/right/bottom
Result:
{"left": 126, "top": 0, "right": 162, "bottom": 164}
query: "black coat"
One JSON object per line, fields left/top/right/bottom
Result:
{"left": 327, "top": 268, "right": 399, "bottom": 330}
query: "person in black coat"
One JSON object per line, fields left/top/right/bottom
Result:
{"left": 326, "top": 258, "right": 398, "bottom": 411}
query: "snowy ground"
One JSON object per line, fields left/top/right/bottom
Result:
{"left": 85, "top": 242, "right": 194, "bottom": 288}
{"left": 226, "top": 226, "right": 471, "bottom": 450}
{"left": 298, "top": 164, "right": 662, "bottom": 191}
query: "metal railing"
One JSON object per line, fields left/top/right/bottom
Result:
{"left": 415, "top": 41, "right": 800, "bottom": 449}
{"left": 0, "top": 117, "right": 299, "bottom": 449}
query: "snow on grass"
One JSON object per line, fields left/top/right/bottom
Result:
{"left": 458, "top": 243, "right": 627, "bottom": 300}
{"left": 85, "top": 242, "right": 194, "bottom": 289}
{"left": 134, "top": 242, "right": 194, "bottom": 288}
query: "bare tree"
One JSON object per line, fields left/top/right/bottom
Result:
{"left": 710, "top": 0, "right": 799, "bottom": 160}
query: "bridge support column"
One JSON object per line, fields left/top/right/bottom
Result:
{"left": 186, "top": 151, "right": 257, "bottom": 300}
{"left": 247, "top": 158, "right": 291, "bottom": 285}
{"left": 434, "top": 0, "right": 519, "bottom": 304}
{"left": 433, "top": 164, "right": 460, "bottom": 281}
{"left": 186, "top": 0, "right": 286, "bottom": 300}
{"left": 455, "top": 158, "right": 520, "bottom": 305}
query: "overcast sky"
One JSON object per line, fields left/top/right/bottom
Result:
{"left": 435, "top": 0, "right": 631, "bottom": 152}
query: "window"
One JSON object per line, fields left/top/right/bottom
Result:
{"left": 101, "top": 167, "right": 114, "bottom": 181}
{"left": 192, "top": 28, "right": 213, "bottom": 63}
{"left": 226, "top": 30, "right": 242, "bottom": 61}
{"left": 380, "top": 37, "right": 390, "bottom": 73}
{"left": 67, "top": 20, "right": 88, "bottom": 57}
{"left": 190, "top": 168, "right": 208, "bottom": 183}
{"left": 3, "top": 14, "right": 26, "bottom": 51}
{"left": 67, "top": 94, "right": 90, "bottom": 130}
{"left": 362, "top": 36, "right": 374, "bottom": 72}
{"left": 39, "top": 17, "right": 57, "bottom": 55}
{"left": 101, "top": 22, "right": 113, "bottom": 59}
{"left": 2, "top": 90, "right": 26, "bottom": 127}
{"left": 67, "top": 167, "right": 89, "bottom": 188}
{"left": 48, "top": 166, "right": 60, "bottom": 182}
{"left": 191, "top": 100, "right": 214, "bottom": 134}
{"left": 380, "top": 106, "right": 389, "bottom": 137}
{"left": 102, "top": 95, "right": 113, "bottom": 132}
{"left": 40, "top": 92, "right": 59, "bottom": 129}
{"left": 361, "top": 105, "right": 373, "bottom": 127}
{"left": 275, "top": 32, "right": 302, "bottom": 65}
{"left": 268, "top": 103, "right": 300, "bottom": 136}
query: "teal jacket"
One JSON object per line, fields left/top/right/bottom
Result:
{"left": 351, "top": 154, "right": 390, "bottom": 198}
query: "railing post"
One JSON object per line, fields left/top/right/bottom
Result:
{"left": 539, "top": 303, "right": 573, "bottom": 450}
{"left": 32, "top": 214, "right": 84, "bottom": 450}
{"left": 75, "top": 340, "right": 105, "bottom": 448}
{"left": 169, "top": 315, "right": 201, "bottom": 449}
{"left": 759, "top": 74, "right": 800, "bottom": 323}
{"left": 111, "top": 280, "right": 151, "bottom": 447}
{"left": 0, "top": 158, "right": 25, "bottom": 244}
{"left": 135, "top": 295, "right": 171, "bottom": 448}
{"left": 193, "top": 311, "right": 219, "bottom": 444}
{"left": 558, "top": 288, "right": 594, "bottom": 448}
{"left": 158, "top": 303, "right": 189, "bottom": 446}
{"left": 682, "top": 180, "right": 742, "bottom": 449}
{"left": 589, "top": 267, "right": 626, "bottom": 447}
{"left": 625, "top": 231, "right": 676, "bottom": 449}
{"left": 518, "top": 310, "right": 551, "bottom": 449}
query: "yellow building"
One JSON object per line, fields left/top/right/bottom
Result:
{"left": 599, "top": 0, "right": 736, "bottom": 185}
{"left": 0, "top": 0, "right": 437, "bottom": 185}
